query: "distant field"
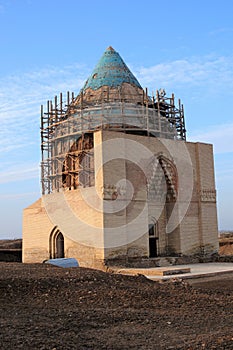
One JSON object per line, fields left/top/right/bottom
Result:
{"left": 0, "top": 239, "right": 22, "bottom": 261}
{"left": 219, "top": 230, "right": 233, "bottom": 237}
{"left": 0, "top": 234, "right": 233, "bottom": 256}
{"left": 0, "top": 239, "right": 22, "bottom": 249}
{"left": 219, "top": 231, "right": 233, "bottom": 255}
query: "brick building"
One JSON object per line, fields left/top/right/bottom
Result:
{"left": 23, "top": 47, "right": 219, "bottom": 268}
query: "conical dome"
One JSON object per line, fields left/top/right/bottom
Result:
{"left": 83, "top": 46, "right": 142, "bottom": 90}
{"left": 75, "top": 46, "right": 144, "bottom": 105}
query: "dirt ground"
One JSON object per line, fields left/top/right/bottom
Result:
{"left": 219, "top": 243, "right": 233, "bottom": 256}
{"left": 0, "top": 263, "right": 232, "bottom": 350}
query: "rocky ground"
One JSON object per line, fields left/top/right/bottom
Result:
{"left": 0, "top": 263, "right": 232, "bottom": 350}
{"left": 219, "top": 233, "right": 233, "bottom": 256}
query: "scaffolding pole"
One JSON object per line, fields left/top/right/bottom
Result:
{"left": 40, "top": 89, "right": 186, "bottom": 195}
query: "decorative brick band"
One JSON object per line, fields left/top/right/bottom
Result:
{"left": 200, "top": 189, "right": 216, "bottom": 202}
{"left": 102, "top": 184, "right": 127, "bottom": 200}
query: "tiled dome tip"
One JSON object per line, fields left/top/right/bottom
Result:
{"left": 82, "top": 47, "right": 142, "bottom": 91}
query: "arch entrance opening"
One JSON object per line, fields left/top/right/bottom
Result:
{"left": 50, "top": 228, "right": 65, "bottom": 259}
{"left": 147, "top": 155, "right": 178, "bottom": 257}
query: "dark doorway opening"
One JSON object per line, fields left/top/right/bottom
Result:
{"left": 149, "top": 224, "right": 158, "bottom": 258}
{"left": 56, "top": 232, "right": 64, "bottom": 258}
{"left": 149, "top": 237, "right": 158, "bottom": 257}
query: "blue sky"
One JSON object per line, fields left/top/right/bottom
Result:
{"left": 0, "top": 0, "right": 233, "bottom": 238}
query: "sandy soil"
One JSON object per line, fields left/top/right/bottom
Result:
{"left": 0, "top": 263, "right": 232, "bottom": 350}
{"left": 219, "top": 244, "right": 233, "bottom": 255}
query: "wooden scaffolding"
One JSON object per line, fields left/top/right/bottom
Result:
{"left": 40, "top": 89, "right": 186, "bottom": 195}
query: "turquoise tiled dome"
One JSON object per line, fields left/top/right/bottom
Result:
{"left": 82, "top": 46, "right": 142, "bottom": 91}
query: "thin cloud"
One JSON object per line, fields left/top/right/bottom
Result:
{"left": 217, "top": 167, "right": 233, "bottom": 176}
{"left": 209, "top": 27, "right": 233, "bottom": 36}
{"left": 0, "top": 63, "right": 87, "bottom": 120}
{"left": 0, "top": 63, "right": 89, "bottom": 164}
{"left": 0, "top": 3, "right": 5, "bottom": 14}
{"left": 134, "top": 55, "right": 233, "bottom": 94}
{"left": 0, "top": 163, "right": 39, "bottom": 184}
{"left": 188, "top": 123, "right": 233, "bottom": 154}
{"left": 0, "top": 192, "right": 40, "bottom": 200}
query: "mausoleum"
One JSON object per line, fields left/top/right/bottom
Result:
{"left": 23, "top": 47, "right": 219, "bottom": 268}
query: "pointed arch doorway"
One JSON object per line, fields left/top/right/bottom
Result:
{"left": 147, "top": 154, "right": 178, "bottom": 257}
{"left": 149, "top": 222, "right": 159, "bottom": 258}
{"left": 50, "top": 227, "right": 65, "bottom": 259}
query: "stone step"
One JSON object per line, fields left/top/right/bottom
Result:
{"left": 156, "top": 257, "right": 172, "bottom": 267}
{"left": 116, "top": 266, "right": 191, "bottom": 276}
{"left": 149, "top": 267, "right": 191, "bottom": 276}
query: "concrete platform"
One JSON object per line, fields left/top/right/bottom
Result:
{"left": 116, "top": 266, "right": 191, "bottom": 276}
{"left": 115, "top": 262, "right": 233, "bottom": 280}
{"left": 149, "top": 267, "right": 191, "bottom": 276}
